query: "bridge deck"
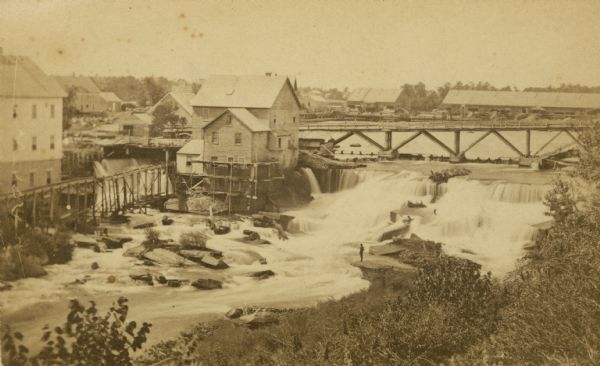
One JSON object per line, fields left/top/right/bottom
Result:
{"left": 299, "top": 119, "right": 594, "bottom": 132}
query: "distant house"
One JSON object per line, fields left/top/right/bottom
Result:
{"left": 112, "top": 112, "right": 152, "bottom": 141}
{"left": 99, "top": 92, "right": 122, "bottom": 112}
{"left": 347, "top": 88, "right": 403, "bottom": 112}
{"left": 0, "top": 51, "right": 66, "bottom": 193}
{"left": 177, "top": 139, "right": 204, "bottom": 175}
{"left": 189, "top": 74, "right": 302, "bottom": 169}
{"left": 299, "top": 92, "right": 329, "bottom": 112}
{"left": 55, "top": 75, "right": 106, "bottom": 113}
{"left": 442, "top": 89, "right": 600, "bottom": 117}
{"left": 148, "top": 91, "right": 195, "bottom": 128}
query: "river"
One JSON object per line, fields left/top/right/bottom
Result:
{"left": 0, "top": 160, "right": 557, "bottom": 350}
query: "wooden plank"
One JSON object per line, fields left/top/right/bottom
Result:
{"left": 421, "top": 130, "right": 456, "bottom": 156}
{"left": 460, "top": 130, "right": 493, "bottom": 155}
{"left": 353, "top": 130, "right": 385, "bottom": 151}
{"left": 391, "top": 131, "right": 422, "bottom": 152}
{"left": 491, "top": 130, "right": 524, "bottom": 157}
{"left": 533, "top": 131, "right": 562, "bottom": 156}
{"left": 564, "top": 130, "right": 584, "bottom": 149}
{"left": 333, "top": 131, "right": 354, "bottom": 145}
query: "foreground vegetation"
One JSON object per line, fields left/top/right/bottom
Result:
{"left": 2, "top": 297, "right": 151, "bottom": 366}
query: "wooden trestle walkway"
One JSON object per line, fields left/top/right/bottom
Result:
{"left": 0, "top": 163, "right": 175, "bottom": 230}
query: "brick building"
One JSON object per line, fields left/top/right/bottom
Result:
{"left": 0, "top": 51, "right": 66, "bottom": 193}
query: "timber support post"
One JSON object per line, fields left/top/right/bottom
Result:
{"left": 384, "top": 130, "right": 392, "bottom": 150}
{"left": 525, "top": 129, "right": 531, "bottom": 157}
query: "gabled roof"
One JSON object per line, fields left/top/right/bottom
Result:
{"left": 191, "top": 75, "right": 301, "bottom": 109}
{"left": 442, "top": 89, "right": 600, "bottom": 109}
{"left": 113, "top": 112, "right": 153, "bottom": 125}
{"left": 0, "top": 55, "right": 66, "bottom": 98}
{"left": 55, "top": 75, "right": 101, "bottom": 93}
{"left": 99, "top": 92, "right": 122, "bottom": 103}
{"left": 150, "top": 92, "right": 195, "bottom": 115}
{"left": 348, "top": 88, "right": 402, "bottom": 104}
{"left": 178, "top": 139, "right": 204, "bottom": 155}
{"left": 203, "top": 108, "right": 270, "bottom": 132}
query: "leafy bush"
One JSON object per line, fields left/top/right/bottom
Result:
{"left": 0, "top": 229, "right": 72, "bottom": 281}
{"left": 0, "top": 247, "right": 47, "bottom": 281}
{"left": 142, "top": 229, "right": 162, "bottom": 250}
{"left": 179, "top": 231, "right": 208, "bottom": 249}
{"left": 2, "top": 297, "right": 151, "bottom": 366}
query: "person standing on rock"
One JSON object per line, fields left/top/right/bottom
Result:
{"left": 359, "top": 243, "right": 364, "bottom": 262}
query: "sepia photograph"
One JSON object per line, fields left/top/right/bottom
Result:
{"left": 1, "top": 0, "right": 600, "bottom": 364}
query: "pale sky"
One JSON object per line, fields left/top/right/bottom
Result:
{"left": 1, "top": 0, "right": 599, "bottom": 89}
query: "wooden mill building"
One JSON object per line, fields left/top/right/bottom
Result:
{"left": 442, "top": 89, "right": 600, "bottom": 117}
{"left": 0, "top": 51, "right": 66, "bottom": 194}
{"left": 176, "top": 74, "right": 303, "bottom": 212}
{"left": 189, "top": 74, "right": 302, "bottom": 169}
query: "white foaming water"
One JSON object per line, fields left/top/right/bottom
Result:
{"left": 0, "top": 167, "right": 551, "bottom": 331}
{"left": 301, "top": 167, "right": 322, "bottom": 194}
{"left": 488, "top": 182, "right": 552, "bottom": 203}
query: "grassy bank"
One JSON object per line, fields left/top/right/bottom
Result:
{"left": 137, "top": 255, "right": 500, "bottom": 365}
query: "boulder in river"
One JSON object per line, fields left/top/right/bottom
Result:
{"left": 250, "top": 270, "right": 275, "bottom": 280}
{"left": 0, "top": 281, "right": 13, "bottom": 292}
{"left": 142, "top": 248, "right": 196, "bottom": 267}
{"left": 226, "top": 308, "right": 243, "bottom": 319}
{"left": 167, "top": 279, "right": 188, "bottom": 287}
{"left": 93, "top": 242, "right": 108, "bottom": 253}
{"left": 71, "top": 234, "right": 97, "bottom": 249}
{"left": 369, "top": 234, "right": 442, "bottom": 267}
{"left": 91, "top": 262, "right": 100, "bottom": 270}
{"left": 377, "top": 221, "right": 410, "bottom": 241}
{"left": 107, "top": 275, "right": 116, "bottom": 284}
{"left": 129, "top": 272, "right": 154, "bottom": 285}
{"left": 179, "top": 249, "right": 215, "bottom": 263}
{"left": 199, "top": 255, "right": 229, "bottom": 269}
{"left": 191, "top": 278, "right": 223, "bottom": 290}
{"left": 100, "top": 235, "right": 132, "bottom": 249}
{"left": 155, "top": 274, "right": 168, "bottom": 284}
{"left": 123, "top": 245, "right": 147, "bottom": 258}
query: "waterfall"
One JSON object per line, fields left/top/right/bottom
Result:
{"left": 290, "top": 169, "right": 550, "bottom": 276}
{"left": 301, "top": 168, "right": 322, "bottom": 194}
{"left": 489, "top": 182, "right": 552, "bottom": 203}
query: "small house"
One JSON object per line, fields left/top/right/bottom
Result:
{"left": 177, "top": 139, "right": 204, "bottom": 175}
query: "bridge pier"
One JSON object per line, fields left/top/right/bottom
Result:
{"left": 449, "top": 131, "right": 465, "bottom": 163}
{"left": 525, "top": 129, "right": 531, "bottom": 157}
